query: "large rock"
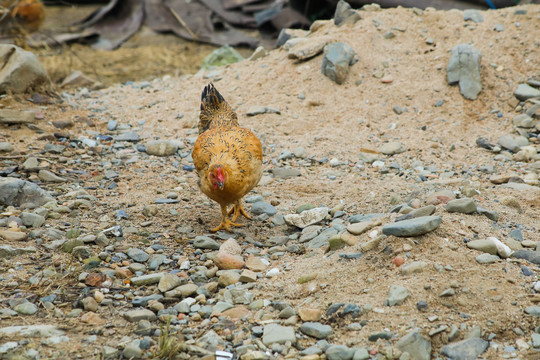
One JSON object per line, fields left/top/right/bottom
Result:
{"left": 0, "top": 177, "right": 54, "bottom": 209}
{"left": 201, "top": 45, "right": 244, "bottom": 70}
{"left": 0, "top": 45, "right": 49, "bottom": 93}
{"left": 321, "top": 42, "right": 357, "bottom": 85}
{"left": 447, "top": 44, "right": 482, "bottom": 100}
{"left": 262, "top": 324, "right": 296, "bottom": 345}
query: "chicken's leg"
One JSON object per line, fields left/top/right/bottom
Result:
{"left": 212, "top": 204, "right": 242, "bottom": 232}
{"left": 229, "top": 200, "right": 251, "bottom": 222}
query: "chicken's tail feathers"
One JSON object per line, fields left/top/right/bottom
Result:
{"left": 200, "top": 83, "right": 225, "bottom": 111}
{"left": 198, "top": 83, "right": 237, "bottom": 134}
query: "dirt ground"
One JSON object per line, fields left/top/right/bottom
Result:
{"left": 1, "top": 2, "right": 540, "bottom": 360}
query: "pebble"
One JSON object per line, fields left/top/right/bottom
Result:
{"left": 251, "top": 201, "right": 277, "bottom": 216}
{"left": 525, "top": 306, "right": 540, "bottom": 317}
{"left": 321, "top": 42, "right": 357, "bottom": 85}
{"left": 262, "top": 324, "right": 296, "bottom": 345}
{"left": 193, "top": 236, "right": 220, "bottom": 250}
{"left": 401, "top": 261, "right": 427, "bottom": 275}
{"left": 382, "top": 216, "right": 442, "bottom": 237}
{"left": 325, "top": 344, "right": 355, "bottom": 360}
{"left": 514, "top": 83, "right": 540, "bottom": 101}
{"left": 441, "top": 338, "right": 488, "bottom": 360}
{"left": 0, "top": 230, "right": 28, "bottom": 241}
{"left": 463, "top": 9, "right": 483, "bottom": 22}
{"left": 284, "top": 207, "right": 329, "bottom": 228}
{"left": 475, "top": 253, "right": 499, "bottom": 264}
{"left": 379, "top": 141, "right": 406, "bottom": 155}
{"left": 123, "top": 309, "right": 157, "bottom": 322}
{"left": 272, "top": 167, "right": 301, "bottom": 178}
{"left": 0, "top": 142, "right": 14, "bottom": 152}
{"left": 299, "top": 322, "right": 333, "bottom": 339}
{"left": 287, "top": 37, "right": 328, "bottom": 60}
{"left": 385, "top": 285, "right": 409, "bottom": 306}
{"left": 13, "top": 301, "right": 38, "bottom": 315}
{"left": 130, "top": 273, "right": 164, "bottom": 286}
{"left": 145, "top": 140, "right": 179, "bottom": 156}
{"left": 334, "top": 0, "right": 361, "bottom": 26}
{"left": 396, "top": 331, "right": 431, "bottom": 360}
{"left": 446, "top": 198, "right": 477, "bottom": 214}
{"left": 126, "top": 248, "right": 150, "bottom": 263}
{"left": 246, "top": 106, "right": 280, "bottom": 116}
{"left": 214, "top": 252, "right": 244, "bottom": 270}
{"left": 447, "top": 43, "right": 482, "bottom": 100}
{"left": 122, "top": 341, "right": 142, "bottom": 359}
{"left": 158, "top": 273, "right": 183, "bottom": 292}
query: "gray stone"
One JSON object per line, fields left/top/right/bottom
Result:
{"left": 158, "top": 273, "right": 183, "bottom": 293}
{"left": 246, "top": 106, "right": 280, "bottom": 116}
{"left": 396, "top": 205, "right": 436, "bottom": 221}
{"left": 251, "top": 201, "right": 277, "bottom": 216}
{"left": 334, "top": 0, "right": 361, "bottom": 26}
{"left": 0, "top": 45, "right": 49, "bottom": 93}
{"left": 0, "top": 177, "right": 54, "bottom": 209}
{"left": 20, "top": 212, "right": 45, "bottom": 228}
{"left": 147, "top": 254, "right": 166, "bottom": 270}
{"left": 511, "top": 250, "right": 540, "bottom": 265}
{"left": 514, "top": 84, "right": 540, "bottom": 101}
{"left": 102, "top": 345, "right": 119, "bottom": 359}
{"left": 72, "top": 246, "right": 93, "bottom": 259}
{"left": 477, "top": 207, "right": 499, "bottom": 221}
{"left": 441, "top": 338, "right": 488, "bottom": 360}
{"left": 38, "top": 170, "right": 67, "bottom": 182}
{"left": 446, "top": 198, "right": 477, "bottom": 214}
{"left": 463, "top": 9, "right": 483, "bottom": 22}
{"left": 322, "top": 42, "right": 357, "bottom": 85}
{"left": 379, "top": 142, "right": 406, "bottom": 155}
{"left": 382, "top": 216, "right": 442, "bottom": 237}
{"left": 299, "top": 322, "right": 333, "bottom": 339}
{"left": 326, "top": 344, "right": 355, "bottom": 360}
{"left": 115, "top": 132, "right": 140, "bottom": 142}
{"left": 122, "top": 341, "right": 142, "bottom": 359}
{"left": 396, "top": 331, "right": 431, "bottom": 360}
{"left": 262, "top": 324, "right": 296, "bottom": 345}
{"left": 447, "top": 44, "right": 482, "bottom": 100}
{"left": 475, "top": 253, "right": 499, "bottom": 264}
{"left": 193, "top": 236, "right": 220, "bottom": 250}
{"left": 287, "top": 38, "right": 328, "bottom": 61}
{"left": 0, "top": 142, "right": 14, "bottom": 152}
{"left": 532, "top": 333, "right": 540, "bottom": 348}
{"left": 0, "top": 324, "right": 64, "bottom": 337}
{"left": 22, "top": 157, "right": 39, "bottom": 170}
{"left": 467, "top": 239, "right": 497, "bottom": 255}
{"left": 165, "top": 283, "right": 198, "bottom": 298}
{"left": 498, "top": 134, "right": 527, "bottom": 152}
{"left": 513, "top": 114, "right": 535, "bottom": 128}
{"left": 352, "top": 348, "right": 370, "bottom": 360}
{"left": 385, "top": 285, "right": 410, "bottom": 306}
{"left": 145, "top": 140, "right": 178, "bottom": 156}
{"left": 0, "top": 245, "right": 36, "bottom": 258}
{"left": 525, "top": 305, "right": 540, "bottom": 317}
{"left": 272, "top": 167, "right": 301, "bottom": 178}
{"left": 131, "top": 273, "right": 165, "bottom": 286}
{"left": 127, "top": 248, "right": 150, "bottom": 263}
{"left": 13, "top": 301, "right": 38, "bottom": 315}
{"left": 123, "top": 309, "right": 156, "bottom": 322}
{"left": 401, "top": 261, "right": 428, "bottom": 275}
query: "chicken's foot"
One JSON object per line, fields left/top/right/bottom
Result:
{"left": 228, "top": 200, "right": 251, "bottom": 222}
{"left": 212, "top": 204, "right": 243, "bottom": 232}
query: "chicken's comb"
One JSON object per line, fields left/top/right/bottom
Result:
{"left": 200, "top": 83, "right": 225, "bottom": 111}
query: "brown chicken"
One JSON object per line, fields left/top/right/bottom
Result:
{"left": 192, "top": 83, "right": 263, "bottom": 232}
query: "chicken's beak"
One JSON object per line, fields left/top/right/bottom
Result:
{"left": 217, "top": 181, "right": 224, "bottom": 190}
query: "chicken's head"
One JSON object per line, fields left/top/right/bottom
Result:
{"left": 209, "top": 165, "right": 226, "bottom": 190}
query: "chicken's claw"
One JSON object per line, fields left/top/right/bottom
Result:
{"left": 228, "top": 201, "right": 251, "bottom": 222}
{"left": 211, "top": 218, "right": 243, "bottom": 233}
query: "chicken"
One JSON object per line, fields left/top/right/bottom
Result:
{"left": 192, "top": 83, "right": 263, "bottom": 232}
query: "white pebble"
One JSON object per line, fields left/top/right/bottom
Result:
{"left": 368, "top": 230, "right": 378, "bottom": 238}
{"left": 266, "top": 268, "right": 280, "bottom": 278}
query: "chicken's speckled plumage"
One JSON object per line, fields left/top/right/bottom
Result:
{"left": 192, "top": 84, "right": 263, "bottom": 232}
